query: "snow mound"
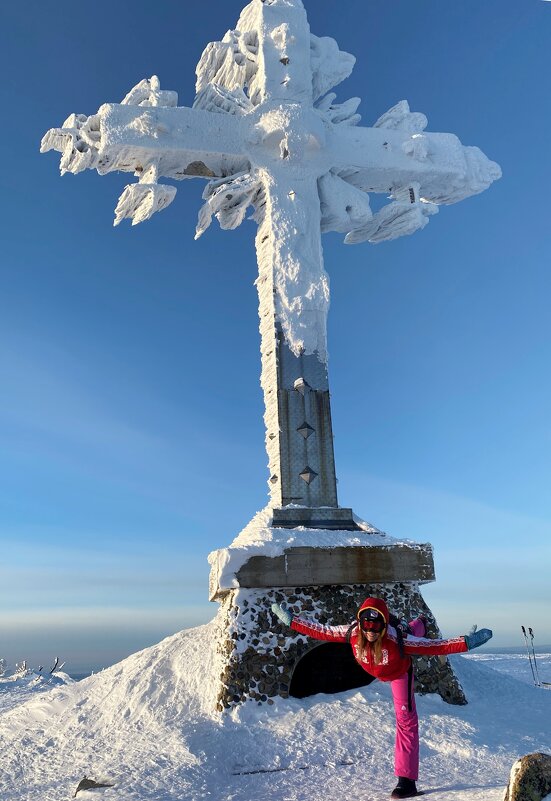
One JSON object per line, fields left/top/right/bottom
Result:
{"left": 0, "top": 670, "right": 74, "bottom": 716}
{"left": 0, "top": 622, "right": 549, "bottom": 801}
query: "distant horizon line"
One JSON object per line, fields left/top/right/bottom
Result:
{"left": 64, "top": 644, "right": 551, "bottom": 676}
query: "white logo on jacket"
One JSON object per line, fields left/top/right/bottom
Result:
{"left": 355, "top": 645, "right": 389, "bottom": 665}
{"left": 355, "top": 645, "right": 369, "bottom": 664}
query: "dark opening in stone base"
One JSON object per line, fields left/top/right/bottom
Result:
{"left": 289, "top": 642, "right": 376, "bottom": 698}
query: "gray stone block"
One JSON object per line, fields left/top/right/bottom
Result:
{"left": 235, "top": 544, "right": 435, "bottom": 589}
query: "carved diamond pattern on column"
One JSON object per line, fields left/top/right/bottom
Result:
{"left": 294, "top": 378, "right": 311, "bottom": 396}
{"left": 299, "top": 466, "right": 318, "bottom": 484}
{"left": 297, "top": 421, "right": 315, "bottom": 439}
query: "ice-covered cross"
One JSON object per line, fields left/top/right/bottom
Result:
{"left": 41, "top": 0, "right": 500, "bottom": 521}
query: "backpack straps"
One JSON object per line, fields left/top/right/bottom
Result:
{"left": 346, "top": 621, "right": 358, "bottom": 643}
{"left": 388, "top": 613, "right": 406, "bottom": 659}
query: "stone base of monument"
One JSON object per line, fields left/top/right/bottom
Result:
{"left": 208, "top": 508, "right": 467, "bottom": 710}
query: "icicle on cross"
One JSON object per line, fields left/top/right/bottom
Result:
{"left": 41, "top": 0, "right": 500, "bottom": 364}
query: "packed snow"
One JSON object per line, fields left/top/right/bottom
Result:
{"left": 0, "top": 619, "right": 549, "bottom": 801}
{"left": 0, "top": 668, "right": 74, "bottom": 716}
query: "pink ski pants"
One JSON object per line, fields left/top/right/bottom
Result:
{"left": 390, "top": 617, "right": 425, "bottom": 779}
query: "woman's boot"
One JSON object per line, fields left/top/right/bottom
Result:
{"left": 391, "top": 776, "right": 420, "bottom": 799}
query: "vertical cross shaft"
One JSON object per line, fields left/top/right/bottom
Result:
{"left": 243, "top": 2, "right": 347, "bottom": 525}
{"left": 255, "top": 172, "right": 356, "bottom": 529}
{"left": 273, "top": 330, "right": 337, "bottom": 509}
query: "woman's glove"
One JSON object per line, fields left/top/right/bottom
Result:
{"left": 271, "top": 603, "right": 293, "bottom": 627}
{"left": 464, "top": 626, "right": 493, "bottom": 650}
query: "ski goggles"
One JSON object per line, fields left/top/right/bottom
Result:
{"left": 358, "top": 608, "right": 385, "bottom": 633}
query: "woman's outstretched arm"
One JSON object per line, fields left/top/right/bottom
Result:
{"left": 403, "top": 627, "right": 492, "bottom": 657}
{"left": 271, "top": 603, "right": 350, "bottom": 643}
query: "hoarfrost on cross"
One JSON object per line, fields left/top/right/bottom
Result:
{"left": 41, "top": 0, "right": 500, "bottom": 363}
{"left": 41, "top": 0, "right": 500, "bottom": 516}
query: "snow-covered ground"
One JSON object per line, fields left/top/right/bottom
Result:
{"left": 464, "top": 650, "right": 551, "bottom": 687}
{"left": 0, "top": 625, "right": 549, "bottom": 801}
{"left": 0, "top": 669, "right": 75, "bottom": 716}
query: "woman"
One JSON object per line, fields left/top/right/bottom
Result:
{"left": 271, "top": 596, "right": 492, "bottom": 799}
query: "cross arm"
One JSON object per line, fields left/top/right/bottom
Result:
{"left": 328, "top": 124, "right": 501, "bottom": 205}
{"left": 100, "top": 103, "right": 249, "bottom": 180}
{"left": 41, "top": 103, "right": 248, "bottom": 181}
{"left": 41, "top": 98, "right": 250, "bottom": 226}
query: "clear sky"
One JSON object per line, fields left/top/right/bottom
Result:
{"left": 1, "top": 0, "right": 550, "bottom": 673}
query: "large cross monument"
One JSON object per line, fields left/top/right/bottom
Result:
{"left": 42, "top": 0, "right": 500, "bottom": 708}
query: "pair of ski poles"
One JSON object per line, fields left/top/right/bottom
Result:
{"left": 521, "top": 626, "right": 549, "bottom": 687}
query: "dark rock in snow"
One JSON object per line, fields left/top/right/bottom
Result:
{"left": 73, "top": 775, "right": 115, "bottom": 796}
{"left": 503, "top": 752, "right": 551, "bottom": 801}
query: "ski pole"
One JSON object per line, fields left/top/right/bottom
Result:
{"left": 521, "top": 626, "right": 537, "bottom": 685}
{"left": 528, "top": 627, "right": 542, "bottom": 686}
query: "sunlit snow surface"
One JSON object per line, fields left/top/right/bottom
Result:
{"left": 0, "top": 671, "right": 75, "bottom": 715}
{"left": 0, "top": 625, "right": 549, "bottom": 801}
{"left": 464, "top": 650, "right": 551, "bottom": 687}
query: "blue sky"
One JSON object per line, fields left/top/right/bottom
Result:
{"left": 1, "top": 0, "right": 550, "bottom": 672}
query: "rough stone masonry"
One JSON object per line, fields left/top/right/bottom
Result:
{"left": 212, "top": 582, "right": 467, "bottom": 710}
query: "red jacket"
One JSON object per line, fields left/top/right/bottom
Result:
{"left": 290, "top": 596, "right": 468, "bottom": 683}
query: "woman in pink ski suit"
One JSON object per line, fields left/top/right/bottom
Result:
{"left": 271, "top": 596, "right": 492, "bottom": 799}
